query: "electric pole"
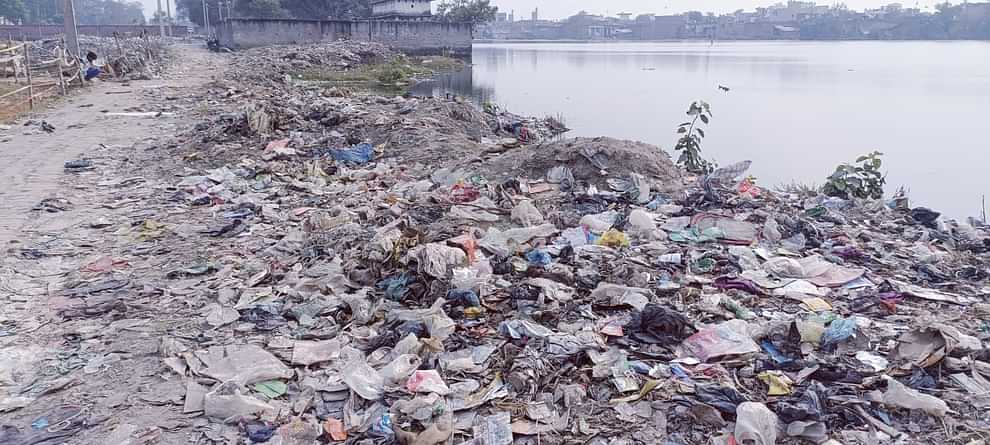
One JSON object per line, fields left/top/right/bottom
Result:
{"left": 63, "top": 0, "right": 79, "bottom": 59}
{"left": 202, "top": 0, "right": 211, "bottom": 37}
{"left": 166, "top": 0, "right": 173, "bottom": 37}
{"left": 157, "top": 0, "right": 166, "bottom": 38}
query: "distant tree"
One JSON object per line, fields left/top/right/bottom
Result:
{"left": 0, "top": 0, "right": 27, "bottom": 23}
{"left": 436, "top": 0, "right": 497, "bottom": 23}
{"left": 176, "top": 0, "right": 211, "bottom": 26}
{"left": 279, "top": 0, "right": 369, "bottom": 19}
{"left": 150, "top": 10, "right": 168, "bottom": 23}
{"left": 235, "top": 0, "right": 287, "bottom": 18}
{"left": 75, "top": 0, "right": 145, "bottom": 24}
{"left": 22, "top": 0, "right": 60, "bottom": 23}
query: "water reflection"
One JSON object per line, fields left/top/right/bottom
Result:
{"left": 411, "top": 41, "right": 990, "bottom": 218}
{"left": 409, "top": 65, "right": 496, "bottom": 105}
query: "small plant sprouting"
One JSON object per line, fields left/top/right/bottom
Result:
{"left": 674, "top": 101, "right": 716, "bottom": 175}
{"left": 822, "top": 151, "right": 887, "bottom": 200}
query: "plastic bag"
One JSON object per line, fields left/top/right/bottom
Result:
{"left": 406, "top": 370, "right": 451, "bottom": 395}
{"left": 379, "top": 354, "right": 422, "bottom": 386}
{"left": 511, "top": 200, "right": 545, "bottom": 227}
{"left": 596, "top": 229, "right": 630, "bottom": 248}
{"left": 525, "top": 249, "right": 552, "bottom": 267}
{"left": 734, "top": 402, "right": 778, "bottom": 445}
{"left": 580, "top": 211, "right": 620, "bottom": 234}
{"left": 407, "top": 243, "right": 467, "bottom": 279}
{"left": 821, "top": 317, "right": 858, "bottom": 351}
{"left": 447, "top": 289, "right": 481, "bottom": 307}
{"left": 682, "top": 319, "right": 760, "bottom": 363}
{"left": 392, "top": 299, "right": 456, "bottom": 342}
{"left": 340, "top": 349, "right": 385, "bottom": 400}
{"left": 480, "top": 224, "right": 558, "bottom": 256}
{"left": 695, "top": 384, "right": 745, "bottom": 414}
{"left": 329, "top": 143, "right": 374, "bottom": 164}
{"left": 559, "top": 227, "right": 590, "bottom": 247}
{"left": 881, "top": 376, "right": 949, "bottom": 417}
{"left": 626, "top": 209, "right": 657, "bottom": 235}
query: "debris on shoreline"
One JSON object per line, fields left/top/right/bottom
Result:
{"left": 1, "top": 40, "right": 988, "bottom": 445}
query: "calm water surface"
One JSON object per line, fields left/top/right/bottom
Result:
{"left": 412, "top": 41, "right": 990, "bottom": 219}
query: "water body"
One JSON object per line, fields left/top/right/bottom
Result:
{"left": 411, "top": 41, "right": 990, "bottom": 219}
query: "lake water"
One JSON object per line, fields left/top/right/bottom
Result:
{"left": 411, "top": 41, "right": 990, "bottom": 220}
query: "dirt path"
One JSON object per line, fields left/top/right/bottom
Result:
{"left": 0, "top": 44, "right": 213, "bottom": 247}
{"left": 0, "top": 43, "right": 227, "bottom": 444}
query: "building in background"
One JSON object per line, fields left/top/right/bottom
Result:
{"left": 371, "top": 0, "right": 433, "bottom": 20}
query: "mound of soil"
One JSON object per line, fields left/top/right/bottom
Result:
{"left": 476, "top": 136, "right": 685, "bottom": 193}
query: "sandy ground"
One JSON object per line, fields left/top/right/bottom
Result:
{"left": 0, "top": 46, "right": 211, "bottom": 247}
{"left": 0, "top": 44, "right": 225, "bottom": 444}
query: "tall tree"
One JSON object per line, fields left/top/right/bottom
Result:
{"left": 22, "top": 0, "right": 61, "bottom": 24}
{"left": 436, "top": 0, "right": 497, "bottom": 23}
{"left": 0, "top": 0, "right": 27, "bottom": 23}
{"left": 176, "top": 0, "right": 219, "bottom": 26}
{"left": 279, "top": 0, "right": 369, "bottom": 20}
{"left": 234, "top": 0, "right": 287, "bottom": 18}
{"left": 76, "top": 0, "right": 145, "bottom": 24}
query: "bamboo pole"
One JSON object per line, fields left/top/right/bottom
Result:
{"left": 55, "top": 38, "right": 66, "bottom": 95}
{"left": 23, "top": 42, "right": 33, "bottom": 110}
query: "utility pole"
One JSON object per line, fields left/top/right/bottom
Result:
{"left": 157, "top": 0, "right": 166, "bottom": 38}
{"left": 165, "top": 0, "right": 173, "bottom": 37}
{"left": 202, "top": 0, "right": 211, "bottom": 36}
{"left": 63, "top": 0, "right": 79, "bottom": 60}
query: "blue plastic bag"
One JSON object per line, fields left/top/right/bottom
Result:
{"left": 447, "top": 289, "right": 481, "bottom": 307}
{"left": 376, "top": 273, "right": 410, "bottom": 301}
{"left": 821, "top": 317, "right": 857, "bottom": 351}
{"left": 329, "top": 143, "right": 374, "bottom": 164}
{"left": 525, "top": 249, "right": 552, "bottom": 267}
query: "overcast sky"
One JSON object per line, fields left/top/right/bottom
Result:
{"left": 491, "top": 0, "right": 943, "bottom": 19}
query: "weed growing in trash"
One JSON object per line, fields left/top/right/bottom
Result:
{"left": 674, "top": 100, "right": 717, "bottom": 175}
{"left": 776, "top": 181, "right": 821, "bottom": 197}
{"left": 298, "top": 55, "right": 465, "bottom": 90}
{"left": 822, "top": 150, "right": 887, "bottom": 200}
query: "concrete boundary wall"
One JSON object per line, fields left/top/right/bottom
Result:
{"left": 218, "top": 18, "right": 472, "bottom": 55}
{"left": 0, "top": 25, "right": 191, "bottom": 40}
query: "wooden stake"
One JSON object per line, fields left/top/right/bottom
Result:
{"left": 23, "top": 42, "right": 33, "bottom": 110}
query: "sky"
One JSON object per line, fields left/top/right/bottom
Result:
{"left": 490, "top": 0, "right": 944, "bottom": 20}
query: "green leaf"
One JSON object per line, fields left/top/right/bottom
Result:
{"left": 254, "top": 380, "right": 287, "bottom": 399}
{"left": 699, "top": 114, "right": 709, "bottom": 124}
{"left": 677, "top": 127, "right": 687, "bottom": 134}
{"left": 696, "top": 128, "right": 705, "bottom": 138}
{"left": 856, "top": 156, "right": 869, "bottom": 163}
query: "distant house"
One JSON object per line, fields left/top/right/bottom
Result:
{"left": 371, "top": 0, "right": 433, "bottom": 20}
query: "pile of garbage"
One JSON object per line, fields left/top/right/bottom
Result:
{"left": 225, "top": 41, "right": 397, "bottom": 85}
{"left": 6, "top": 41, "right": 987, "bottom": 445}
{"left": 151, "top": 42, "right": 990, "bottom": 444}
{"left": 29, "top": 35, "right": 168, "bottom": 79}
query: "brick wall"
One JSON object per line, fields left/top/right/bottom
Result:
{"left": 0, "top": 24, "right": 191, "bottom": 40}
{"left": 218, "top": 18, "right": 472, "bottom": 55}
